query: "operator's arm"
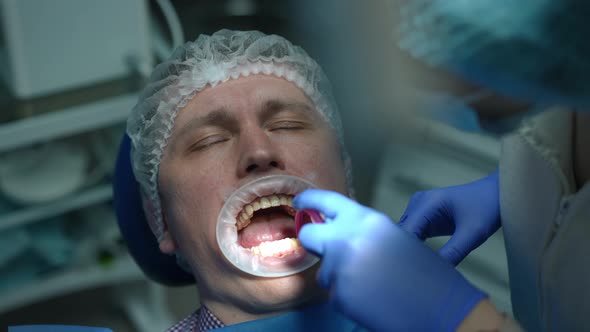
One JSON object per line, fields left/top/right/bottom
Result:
{"left": 457, "top": 300, "right": 524, "bottom": 332}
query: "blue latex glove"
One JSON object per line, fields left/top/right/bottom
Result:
{"left": 398, "top": 170, "right": 501, "bottom": 266}
{"left": 293, "top": 190, "right": 487, "bottom": 332}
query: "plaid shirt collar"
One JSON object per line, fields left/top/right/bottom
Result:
{"left": 197, "top": 305, "right": 225, "bottom": 331}
{"left": 166, "top": 305, "right": 225, "bottom": 332}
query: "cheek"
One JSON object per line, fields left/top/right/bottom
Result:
{"left": 163, "top": 177, "right": 228, "bottom": 271}
{"left": 314, "top": 150, "right": 348, "bottom": 190}
{"left": 164, "top": 153, "right": 231, "bottom": 208}
{"left": 159, "top": 160, "right": 228, "bottom": 248}
{"left": 285, "top": 134, "right": 348, "bottom": 193}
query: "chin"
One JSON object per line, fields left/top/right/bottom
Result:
{"left": 252, "top": 267, "right": 322, "bottom": 307}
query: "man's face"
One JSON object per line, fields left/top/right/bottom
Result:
{"left": 158, "top": 75, "right": 348, "bottom": 315}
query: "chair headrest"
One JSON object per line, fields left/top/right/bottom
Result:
{"left": 113, "top": 134, "right": 194, "bottom": 286}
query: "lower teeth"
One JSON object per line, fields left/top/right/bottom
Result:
{"left": 249, "top": 238, "right": 301, "bottom": 257}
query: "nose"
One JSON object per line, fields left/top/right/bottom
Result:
{"left": 237, "top": 128, "right": 285, "bottom": 178}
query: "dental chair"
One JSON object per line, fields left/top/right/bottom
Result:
{"left": 113, "top": 134, "right": 194, "bottom": 286}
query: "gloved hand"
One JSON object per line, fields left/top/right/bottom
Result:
{"left": 398, "top": 170, "right": 501, "bottom": 266}
{"left": 293, "top": 189, "right": 487, "bottom": 332}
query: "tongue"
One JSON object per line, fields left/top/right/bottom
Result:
{"left": 238, "top": 210, "right": 296, "bottom": 248}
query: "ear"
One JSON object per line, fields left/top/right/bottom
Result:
{"left": 158, "top": 216, "right": 177, "bottom": 254}
{"left": 159, "top": 230, "right": 177, "bottom": 254}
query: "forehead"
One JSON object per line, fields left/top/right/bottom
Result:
{"left": 177, "top": 75, "right": 313, "bottom": 120}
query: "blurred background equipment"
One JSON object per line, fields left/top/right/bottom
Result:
{"left": 0, "top": 0, "right": 185, "bottom": 331}
{"left": 0, "top": 142, "right": 88, "bottom": 205}
{"left": 0, "top": 0, "right": 152, "bottom": 99}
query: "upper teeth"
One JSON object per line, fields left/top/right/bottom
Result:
{"left": 236, "top": 194, "right": 294, "bottom": 231}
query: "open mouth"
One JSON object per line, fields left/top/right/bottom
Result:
{"left": 216, "top": 174, "right": 320, "bottom": 277}
{"left": 235, "top": 194, "right": 302, "bottom": 258}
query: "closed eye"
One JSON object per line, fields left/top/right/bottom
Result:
{"left": 189, "top": 134, "right": 230, "bottom": 152}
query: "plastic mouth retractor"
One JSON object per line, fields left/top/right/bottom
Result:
{"left": 216, "top": 175, "right": 319, "bottom": 277}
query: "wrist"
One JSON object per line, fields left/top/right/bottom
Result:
{"left": 456, "top": 299, "right": 504, "bottom": 332}
{"left": 439, "top": 277, "right": 488, "bottom": 332}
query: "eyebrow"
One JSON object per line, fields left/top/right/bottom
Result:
{"left": 259, "top": 99, "right": 315, "bottom": 120}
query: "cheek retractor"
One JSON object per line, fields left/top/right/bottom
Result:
{"left": 216, "top": 175, "right": 320, "bottom": 278}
